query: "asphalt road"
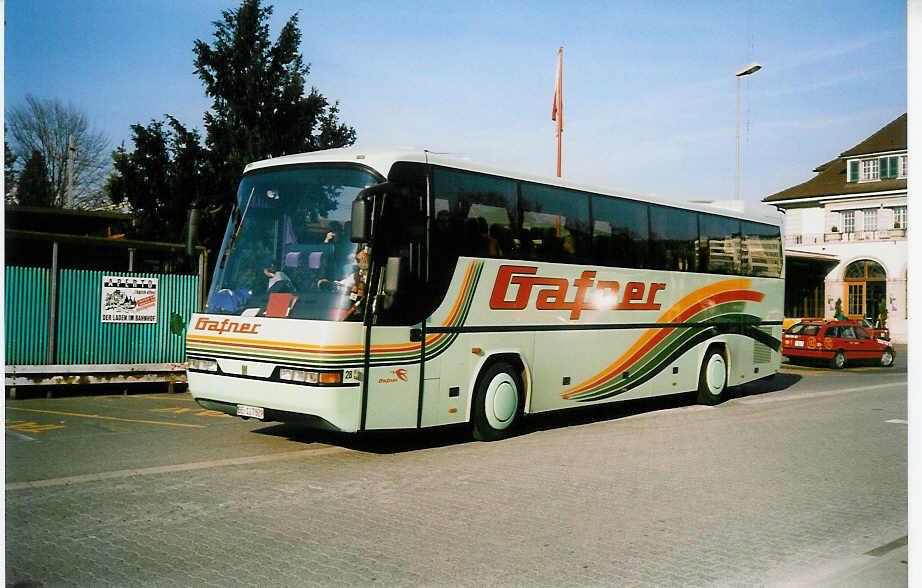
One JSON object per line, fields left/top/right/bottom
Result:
{"left": 6, "top": 350, "right": 908, "bottom": 587}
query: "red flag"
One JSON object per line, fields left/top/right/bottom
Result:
{"left": 553, "top": 46, "right": 563, "bottom": 177}
{"left": 552, "top": 49, "right": 563, "bottom": 130}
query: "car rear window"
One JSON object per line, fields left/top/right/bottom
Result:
{"left": 787, "top": 324, "right": 819, "bottom": 335}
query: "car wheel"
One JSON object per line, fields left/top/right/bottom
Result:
{"left": 471, "top": 361, "right": 523, "bottom": 441}
{"left": 830, "top": 350, "right": 846, "bottom": 369}
{"left": 697, "top": 348, "right": 727, "bottom": 405}
{"left": 880, "top": 348, "right": 894, "bottom": 368}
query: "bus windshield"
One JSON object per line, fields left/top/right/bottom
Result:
{"left": 206, "top": 166, "right": 380, "bottom": 321}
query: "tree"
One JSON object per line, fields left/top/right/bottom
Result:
{"left": 6, "top": 94, "right": 110, "bottom": 208}
{"left": 5, "top": 141, "right": 18, "bottom": 204}
{"left": 192, "top": 0, "right": 357, "bottom": 213}
{"left": 104, "top": 0, "right": 358, "bottom": 254}
{"left": 105, "top": 116, "right": 207, "bottom": 243}
{"left": 17, "top": 150, "right": 56, "bottom": 208}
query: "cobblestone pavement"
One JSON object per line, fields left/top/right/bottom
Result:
{"left": 5, "top": 360, "right": 907, "bottom": 587}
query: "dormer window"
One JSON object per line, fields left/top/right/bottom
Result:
{"left": 848, "top": 154, "right": 907, "bottom": 182}
{"left": 861, "top": 159, "right": 879, "bottom": 181}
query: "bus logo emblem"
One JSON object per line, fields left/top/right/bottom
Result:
{"left": 377, "top": 368, "right": 409, "bottom": 384}
{"left": 489, "top": 265, "right": 666, "bottom": 320}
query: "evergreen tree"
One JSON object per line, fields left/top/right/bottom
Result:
{"left": 17, "top": 150, "right": 56, "bottom": 208}
{"left": 105, "top": 117, "right": 207, "bottom": 243}
{"left": 105, "top": 0, "right": 358, "bottom": 255}
{"left": 192, "top": 0, "right": 356, "bottom": 215}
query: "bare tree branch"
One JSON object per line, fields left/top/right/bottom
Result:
{"left": 6, "top": 94, "right": 111, "bottom": 208}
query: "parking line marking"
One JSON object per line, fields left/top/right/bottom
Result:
{"left": 149, "top": 407, "right": 196, "bottom": 414}
{"left": 739, "top": 382, "right": 905, "bottom": 405}
{"left": 6, "top": 446, "right": 348, "bottom": 491}
{"left": 885, "top": 419, "right": 908, "bottom": 424}
{"left": 6, "top": 429, "right": 36, "bottom": 441}
{"left": 865, "top": 535, "right": 907, "bottom": 557}
{"left": 7, "top": 421, "right": 67, "bottom": 433}
{"left": 5, "top": 407, "right": 206, "bottom": 428}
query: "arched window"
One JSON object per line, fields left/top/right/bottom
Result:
{"left": 843, "top": 260, "right": 887, "bottom": 320}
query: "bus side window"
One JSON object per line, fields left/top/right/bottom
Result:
{"left": 431, "top": 168, "right": 516, "bottom": 259}
{"left": 742, "top": 221, "right": 783, "bottom": 278}
{"left": 428, "top": 168, "right": 517, "bottom": 315}
{"left": 699, "top": 213, "right": 741, "bottom": 275}
{"left": 649, "top": 205, "right": 698, "bottom": 272}
{"left": 520, "top": 183, "right": 591, "bottom": 264}
{"left": 591, "top": 195, "right": 649, "bottom": 269}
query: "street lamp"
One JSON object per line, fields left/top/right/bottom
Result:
{"left": 735, "top": 62, "right": 762, "bottom": 200}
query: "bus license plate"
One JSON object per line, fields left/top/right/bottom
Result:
{"left": 237, "top": 404, "right": 264, "bottom": 419}
{"left": 794, "top": 340, "right": 804, "bottom": 347}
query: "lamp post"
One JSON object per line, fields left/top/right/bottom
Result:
{"left": 735, "top": 62, "right": 761, "bottom": 200}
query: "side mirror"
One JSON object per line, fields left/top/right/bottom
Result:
{"left": 384, "top": 256, "right": 403, "bottom": 295}
{"left": 169, "top": 312, "right": 186, "bottom": 336}
{"left": 350, "top": 198, "right": 371, "bottom": 243}
{"left": 351, "top": 181, "right": 397, "bottom": 243}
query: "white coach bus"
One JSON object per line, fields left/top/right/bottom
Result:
{"left": 186, "top": 149, "right": 784, "bottom": 440}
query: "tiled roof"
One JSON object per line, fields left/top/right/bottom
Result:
{"left": 840, "top": 113, "right": 907, "bottom": 157}
{"left": 764, "top": 113, "right": 907, "bottom": 203}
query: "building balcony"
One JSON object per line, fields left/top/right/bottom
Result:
{"left": 785, "top": 229, "right": 907, "bottom": 248}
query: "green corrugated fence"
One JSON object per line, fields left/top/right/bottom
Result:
{"left": 4, "top": 267, "right": 199, "bottom": 366}
{"left": 4, "top": 266, "right": 51, "bottom": 364}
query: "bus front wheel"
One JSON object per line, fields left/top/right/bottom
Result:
{"left": 471, "top": 361, "right": 523, "bottom": 441}
{"left": 697, "top": 348, "right": 727, "bottom": 405}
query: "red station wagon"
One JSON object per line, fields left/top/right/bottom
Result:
{"left": 783, "top": 320, "right": 894, "bottom": 369}
{"left": 858, "top": 317, "right": 890, "bottom": 341}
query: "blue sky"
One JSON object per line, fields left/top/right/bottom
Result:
{"left": 4, "top": 1, "right": 907, "bottom": 203}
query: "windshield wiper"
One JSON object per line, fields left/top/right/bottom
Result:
{"left": 219, "top": 186, "right": 256, "bottom": 269}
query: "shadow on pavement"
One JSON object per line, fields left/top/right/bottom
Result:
{"left": 251, "top": 422, "right": 474, "bottom": 454}
{"left": 251, "top": 373, "right": 803, "bottom": 453}
{"left": 728, "top": 372, "right": 803, "bottom": 399}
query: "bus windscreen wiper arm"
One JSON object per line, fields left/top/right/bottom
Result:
{"left": 219, "top": 186, "right": 255, "bottom": 269}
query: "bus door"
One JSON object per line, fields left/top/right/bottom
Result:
{"left": 358, "top": 181, "right": 429, "bottom": 430}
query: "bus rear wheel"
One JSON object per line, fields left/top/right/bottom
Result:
{"left": 471, "top": 361, "right": 523, "bottom": 441}
{"left": 697, "top": 348, "right": 727, "bottom": 405}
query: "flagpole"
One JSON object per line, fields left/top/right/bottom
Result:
{"left": 556, "top": 46, "right": 563, "bottom": 177}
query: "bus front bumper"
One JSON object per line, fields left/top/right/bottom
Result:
{"left": 188, "top": 371, "right": 363, "bottom": 432}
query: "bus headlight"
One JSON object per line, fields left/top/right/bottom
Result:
{"left": 278, "top": 368, "right": 342, "bottom": 385}
{"left": 189, "top": 358, "right": 218, "bottom": 372}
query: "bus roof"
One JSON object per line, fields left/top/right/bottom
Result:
{"left": 243, "top": 147, "right": 782, "bottom": 226}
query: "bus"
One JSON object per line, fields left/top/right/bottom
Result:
{"left": 186, "top": 148, "right": 784, "bottom": 440}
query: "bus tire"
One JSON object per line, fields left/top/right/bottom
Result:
{"left": 697, "top": 347, "right": 727, "bottom": 405}
{"left": 471, "top": 361, "right": 523, "bottom": 441}
{"left": 830, "top": 350, "right": 846, "bottom": 370}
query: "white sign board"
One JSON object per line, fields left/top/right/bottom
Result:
{"left": 101, "top": 276, "right": 159, "bottom": 324}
